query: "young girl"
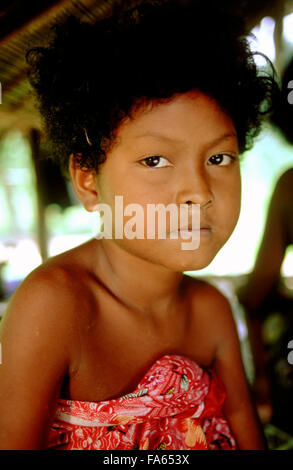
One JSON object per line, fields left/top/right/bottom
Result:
{"left": 0, "top": 0, "right": 277, "bottom": 450}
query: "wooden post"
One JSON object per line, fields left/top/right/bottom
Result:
{"left": 272, "top": 0, "right": 285, "bottom": 76}
{"left": 29, "top": 128, "right": 48, "bottom": 262}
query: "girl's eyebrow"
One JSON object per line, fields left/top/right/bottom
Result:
{"left": 134, "top": 131, "right": 238, "bottom": 148}
{"left": 206, "top": 132, "right": 238, "bottom": 149}
{"left": 135, "top": 132, "right": 186, "bottom": 143}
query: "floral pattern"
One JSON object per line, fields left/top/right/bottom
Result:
{"left": 48, "top": 355, "right": 236, "bottom": 450}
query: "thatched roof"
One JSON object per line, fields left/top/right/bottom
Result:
{"left": 0, "top": 0, "right": 116, "bottom": 132}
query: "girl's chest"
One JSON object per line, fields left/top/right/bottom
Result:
{"left": 61, "top": 296, "right": 215, "bottom": 403}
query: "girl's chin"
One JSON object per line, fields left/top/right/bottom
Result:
{"left": 158, "top": 251, "right": 220, "bottom": 273}
{"left": 167, "top": 249, "right": 224, "bottom": 272}
{"left": 108, "top": 237, "right": 223, "bottom": 271}
{"left": 169, "top": 261, "right": 214, "bottom": 273}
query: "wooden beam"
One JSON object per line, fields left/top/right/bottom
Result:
{"left": 0, "top": 0, "right": 76, "bottom": 48}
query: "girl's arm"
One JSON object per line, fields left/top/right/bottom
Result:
{"left": 212, "top": 291, "right": 267, "bottom": 450}
{"left": 0, "top": 267, "right": 76, "bottom": 449}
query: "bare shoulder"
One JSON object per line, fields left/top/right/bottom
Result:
{"left": 6, "top": 258, "right": 79, "bottom": 321}
{"left": 1, "top": 240, "right": 97, "bottom": 343}
{"left": 185, "top": 275, "right": 234, "bottom": 322}
{"left": 184, "top": 276, "right": 238, "bottom": 356}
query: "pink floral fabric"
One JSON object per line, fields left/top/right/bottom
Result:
{"left": 48, "top": 355, "right": 236, "bottom": 450}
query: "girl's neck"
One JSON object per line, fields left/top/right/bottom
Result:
{"left": 92, "top": 238, "right": 184, "bottom": 317}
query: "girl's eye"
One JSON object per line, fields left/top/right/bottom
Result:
{"left": 140, "top": 156, "right": 171, "bottom": 168}
{"left": 208, "top": 154, "right": 236, "bottom": 166}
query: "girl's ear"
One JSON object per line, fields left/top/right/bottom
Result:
{"left": 69, "top": 154, "right": 99, "bottom": 212}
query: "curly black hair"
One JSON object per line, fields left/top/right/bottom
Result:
{"left": 26, "top": 0, "right": 279, "bottom": 179}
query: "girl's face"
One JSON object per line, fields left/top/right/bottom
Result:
{"left": 94, "top": 90, "right": 241, "bottom": 271}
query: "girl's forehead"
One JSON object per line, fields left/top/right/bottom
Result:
{"left": 116, "top": 91, "right": 236, "bottom": 142}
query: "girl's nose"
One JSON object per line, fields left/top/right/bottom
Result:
{"left": 176, "top": 166, "right": 213, "bottom": 209}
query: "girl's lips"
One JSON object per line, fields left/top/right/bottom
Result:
{"left": 197, "top": 227, "right": 213, "bottom": 237}
{"left": 169, "top": 227, "right": 212, "bottom": 238}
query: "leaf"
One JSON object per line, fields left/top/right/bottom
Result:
{"left": 120, "top": 388, "right": 148, "bottom": 400}
{"left": 156, "top": 442, "right": 166, "bottom": 450}
{"left": 180, "top": 374, "right": 189, "bottom": 391}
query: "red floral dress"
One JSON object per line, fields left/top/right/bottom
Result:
{"left": 48, "top": 355, "right": 236, "bottom": 450}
